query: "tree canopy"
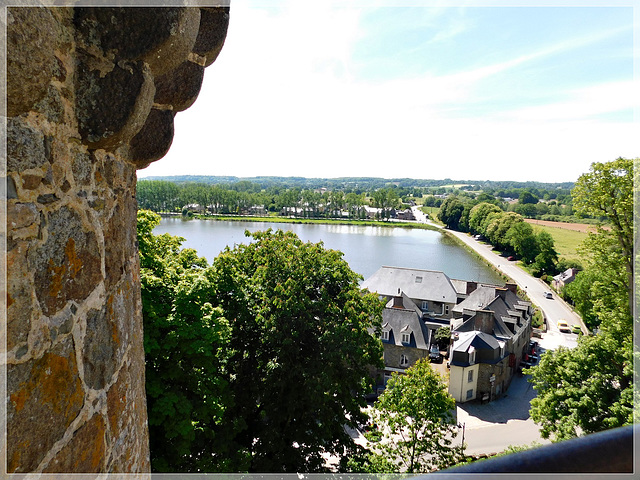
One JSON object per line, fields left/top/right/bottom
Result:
{"left": 527, "top": 158, "right": 635, "bottom": 443}
{"left": 138, "top": 210, "right": 231, "bottom": 472}
{"left": 369, "top": 359, "right": 464, "bottom": 473}
{"left": 208, "top": 229, "right": 385, "bottom": 472}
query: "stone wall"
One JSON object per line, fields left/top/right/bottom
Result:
{"left": 5, "top": 6, "right": 229, "bottom": 473}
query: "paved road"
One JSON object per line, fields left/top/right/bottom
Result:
{"left": 411, "top": 206, "right": 583, "bottom": 350}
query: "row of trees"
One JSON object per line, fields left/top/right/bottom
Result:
{"left": 138, "top": 180, "right": 404, "bottom": 219}
{"left": 138, "top": 178, "right": 579, "bottom": 222}
{"left": 139, "top": 211, "right": 465, "bottom": 473}
{"left": 527, "top": 158, "right": 634, "bottom": 442}
{"left": 439, "top": 197, "right": 561, "bottom": 276}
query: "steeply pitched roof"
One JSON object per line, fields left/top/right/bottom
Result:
{"left": 361, "top": 266, "right": 458, "bottom": 303}
{"left": 381, "top": 295, "right": 430, "bottom": 350}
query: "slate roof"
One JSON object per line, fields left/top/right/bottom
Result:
{"left": 361, "top": 266, "right": 458, "bottom": 304}
{"left": 381, "top": 294, "right": 430, "bottom": 350}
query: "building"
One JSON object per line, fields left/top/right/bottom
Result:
{"left": 449, "top": 284, "right": 533, "bottom": 403}
{"left": 362, "top": 266, "right": 532, "bottom": 403}
{"left": 552, "top": 267, "right": 579, "bottom": 290}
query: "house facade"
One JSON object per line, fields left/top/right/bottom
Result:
{"left": 449, "top": 284, "right": 533, "bottom": 403}
{"left": 552, "top": 267, "right": 579, "bottom": 290}
{"left": 363, "top": 266, "right": 532, "bottom": 403}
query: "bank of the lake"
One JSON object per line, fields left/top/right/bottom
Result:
{"left": 155, "top": 216, "right": 505, "bottom": 284}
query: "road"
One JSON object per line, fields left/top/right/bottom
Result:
{"left": 411, "top": 206, "right": 583, "bottom": 351}
{"left": 407, "top": 206, "right": 585, "bottom": 455}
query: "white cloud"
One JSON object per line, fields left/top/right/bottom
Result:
{"left": 140, "top": 4, "right": 637, "bottom": 183}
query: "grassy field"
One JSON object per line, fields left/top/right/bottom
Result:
{"left": 530, "top": 224, "right": 587, "bottom": 263}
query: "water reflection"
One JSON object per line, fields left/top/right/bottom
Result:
{"left": 155, "top": 217, "right": 503, "bottom": 284}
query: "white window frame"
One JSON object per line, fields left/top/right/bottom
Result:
{"left": 381, "top": 330, "right": 389, "bottom": 341}
{"left": 400, "top": 354, "right": 410, "bottom": 368}
{"left": 444, "top": 304, "right": 450, "bottom": 315}
{"left": 468, "top": 370, "right": 474, "bottom": 383}
{"left": 401, "top": 332, "right": 411, "bottom": 344}
{"left": 469, "top": 349, "right": 476, "bottom": 365}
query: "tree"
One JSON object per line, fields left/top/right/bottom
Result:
{"left": 527, "top": 158, "right": 635, "bottom": 444}
{"left": 468, "top": 202, "right": 502, "bottom": 234}
{"left": 531, "top": 231, "right": 558, "bottom": 276}
{"left": 438, "top": 196, "right": 465, "bottom": 229}
{"left": 572, "top": 158, "right": 634, "bottom": 311}
{"left": 209, "top": 229, "right": 384, "bottom": 472}
{"left": 527, "top": 331, "right": 633, "bottom": 442}
{"left": 518, "top": 191, "right": 539, "bottom": 205}
{"left": 505, "top": 221, "right": 539, "bottom": 263}
{"left": 138, "top": 210, "right": 232, "bottom": 472}
{"left": 370, "top": 359, "right": 464, "bottom": 473}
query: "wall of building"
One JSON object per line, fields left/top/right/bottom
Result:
{"left": 6, "top": 6, "right": 228, "bottom": 473}
{"left": 449, "top": 363, "right": 479, "bottom": 403}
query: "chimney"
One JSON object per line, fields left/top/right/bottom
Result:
{"left": 473, "top": 310, "right": 495, "bottom": 334}
{"left": 393, "top": 288, "right": 404, "bottom": 309}
{"left": 505, "top": 283, "right": 517, "bottom": 294}
{"left": 466, "top": 281, "right": 477, "bottom": 295}
{"left": 496, "top": 287, "right": 507, "bottom": 300}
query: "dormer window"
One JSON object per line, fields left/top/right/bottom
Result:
{"left": 402, "top": 333, "right": 410, "bottom": 344}
{"left": 381, "top": 330, "right": 389, "bottom": 341}
{"left": 469, "top": 347, "right": 476, "bottom": 365}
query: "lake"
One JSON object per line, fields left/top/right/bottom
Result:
{"left": 154, "top": 217, "right": 504, "bottom": 284}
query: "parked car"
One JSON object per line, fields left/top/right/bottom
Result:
{"left": 507, "top": 256, "right": 516, "bottom": 261}
{"left": 557, "top": 320, "right": 571, "bottom": 333}
{"left": 544, "top": 291, "right": 553, "bottom": 299}
{"left": 572, "top": 324, "right": 582, "bottom": 335}
{"left": 429, "top": 345, "right": 442, "bottom": 362}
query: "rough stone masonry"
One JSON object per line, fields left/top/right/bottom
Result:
{"left": 5, "top": 6, "right": 229, "bottom": 473}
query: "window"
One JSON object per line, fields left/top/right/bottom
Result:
{"left": 466, "top": 389, "right": 474, "bottom": 400}
{"left": 468, "top": 370, "right": 474, "bottom": 383}
{"left": 422, "top": 301, "right": 428, "bottom": 311}
{"left": 415, "top": 276, "right": 423, "bottom": 283}
{"left": 469, "top": 350, "right": 476, "bottom": 365}
{"left": 401, "top": 333, "right": 410, "bottom": 344}
{"left": 381, "top": 330, "right": 389, "bottom": 341}
{"left": 444, "top": 305, "right": 450, "bottom": 315}
{"left": 400, "top": 354, "right": 409, "bottom": 367}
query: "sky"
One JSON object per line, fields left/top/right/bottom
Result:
{"left": 139, "top": 0, "right": 639, "bottom": 183}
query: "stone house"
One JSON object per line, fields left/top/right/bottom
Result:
{"left": 373, "top": 292, "right": 432, "bottom": 389}
{"left": 552, "top": 267, "right": 579, "bottom": 290}
{"left": 449, "top": 284, "right": 533, "bottom": 403}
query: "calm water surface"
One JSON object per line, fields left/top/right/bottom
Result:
{"left": 155, "top": 217, "right": 503, "bottom": 284}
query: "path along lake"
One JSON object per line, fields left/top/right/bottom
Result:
{"left": 155, "top": 217, "right": 504, "bottom": 284}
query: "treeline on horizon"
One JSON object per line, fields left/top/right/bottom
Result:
{"left": 137, "top": 175, "right": 579, "bottom": 221}
{"left": 140, "top": 174, "right": 575, "bottom": 191}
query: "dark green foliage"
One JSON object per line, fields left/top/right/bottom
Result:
{"left": 527, "top": 158, "right": 635, "bottom": 443}
{"left": 138, "top": 210, "right": 232, "bottom": 472}
{"left": 209, "top": 229, "right": 385, "bottom": 472}
{"left": 438, "top": 196, "right": 465, "bottom": 229}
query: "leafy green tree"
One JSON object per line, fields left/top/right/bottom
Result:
{"left": 527, "top": 158, "right": 635, "bottom": 444}
{"left": 531, "top": 231, "right": 558, "bottom": 275}
{"left": 434, "top": 326, "right": 451, "bottom": 350}
{"left": 572, "top": 157, "right": 634, "bottom": 311}
{"left": 209, "top": 229, "right": 384, "bottom": 472}
{"left": 438, "top": 196, "right": 465, "bottom": 229}
{"left": 518, "top": 191, "right": 539, "bottom": 205}
{"left": 370, "top": 359, "right": 464, "bottom": 473}
{"left": 527, "top": 330, "right": 632, "bottom": 442}
{"left": 468, "top": 202, "right": 502, "bottom": 234}
{"left": 138, "top": 210, "right": 232, "bottom": 472}
{"left": 505, "top": 221, "right": 539, "bottom": 263}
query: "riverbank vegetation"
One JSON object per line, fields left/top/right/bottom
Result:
{"left": 137, "top": 175, "right": 585, "bottom": 224}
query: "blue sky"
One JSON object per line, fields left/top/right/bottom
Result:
{"left": 139, "top": 1, "right": 639, "bottom": 183}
